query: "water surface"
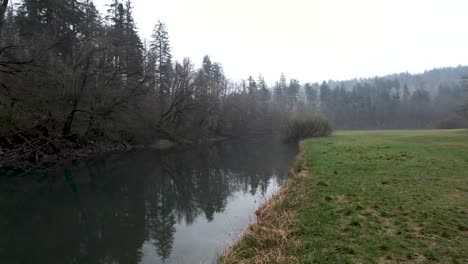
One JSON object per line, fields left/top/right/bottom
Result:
{"left": 0, "top": 138, "right": 297, "bottom": 264}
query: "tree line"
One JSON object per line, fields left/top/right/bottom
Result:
{"left": 302, "top": 73, "right": 467, "bottom": 129}
{"left": 0, "top": 0, "right": 467, "bottom": 150}
{"left": 0, "top": 0, "right": 286, "bottom": 147}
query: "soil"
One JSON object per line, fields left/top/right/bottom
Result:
{"left": 0, "top": 124, "right": 132, "bottom": 174}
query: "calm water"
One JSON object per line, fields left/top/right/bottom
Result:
{"left": 0, "top": 138, "right": 297, "bottom": 264}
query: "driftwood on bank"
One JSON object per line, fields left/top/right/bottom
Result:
{"left": 0, "top": 124, "right": 131, "bottom": 173}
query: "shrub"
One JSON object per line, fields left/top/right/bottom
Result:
{"left": 281, "top": 114, "right": 333, "bottom": 143}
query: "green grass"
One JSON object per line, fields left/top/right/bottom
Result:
{"left": 222, "top": 129, "right": 468, "bottom": 263}
{"left": 296, "top": 129, "right": 468, "bottom": 263}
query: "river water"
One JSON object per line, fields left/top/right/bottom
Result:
{"left": 0, "top": 137, "right": 297, "bottom": 264}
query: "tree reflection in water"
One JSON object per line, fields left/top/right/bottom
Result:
{"left": 0, "top": 137, "right": 297, "bottom": 263}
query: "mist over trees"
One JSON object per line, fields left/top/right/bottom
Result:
{"left": 0, "top": 0, "right": 467, "bottom": 151}
{"left": 463, "top": 77, "right": 468, "bottom": 119}
{"left": 307, "top": 67, "right": 468, "bottom": 129}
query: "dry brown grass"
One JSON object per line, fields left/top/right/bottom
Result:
{"left": 220, "top": 149, "right": 309, "bottom": 264}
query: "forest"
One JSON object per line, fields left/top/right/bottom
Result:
{"left": 1, "top": 0, "right": 467, "bottom": 166}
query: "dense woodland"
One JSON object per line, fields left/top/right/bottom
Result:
{"left": 0, "top": 0, "right": 467, "bottom": 157}
{"left": 307, "top": 67, "right": 468, "bottom": 129}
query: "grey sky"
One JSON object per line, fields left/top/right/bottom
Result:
{"left": 93, "top": 0, "right": 468, "bottom": 84}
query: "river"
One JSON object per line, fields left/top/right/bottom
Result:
{"left": 0, "top": 137, "right": 297, "bottom": 264}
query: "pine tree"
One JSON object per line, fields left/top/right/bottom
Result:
{"left": 150, "top": 20, "right": 173, "bottom": 97}
{"left": 0, "top": 0, "right": 8, "bottom": 40}
{"left": 0, "top": 1, "right": 14, "bottom": 45}
{"left": 287, "top": 78, "right": 300, "bottom": 108}
{"left": 16, "top": 0, "right": 88, "bottom": 57}
{"left": 274, "top": 73, "right": 287, "bottom": 105}
{"left": 247, "top": 76, "right": 257, "bottom": 96}
{"left": 304, "top": 83, "right": 318, "bottom": 110}
{"left": 257, "top": 75, "right": 270, "bottom": 102}
{"left": 319, "top": 81, "right": 331, "bottom": 112}
{"left": 122, "top": 0, "right": 143, "bottom": 78}
{"left": 402, "top": 84, "right": 410, "bottom": 103}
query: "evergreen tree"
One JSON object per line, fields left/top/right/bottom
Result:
{"left": 304, "top": 83, "right": 318, "bottom": 110}
{"left": 402, "top": 84, "right": 410, "bottom": 103}
{"left": 122, "top": 0, "right": 144, "bottom": 78}
{"left": 319, "top": 81, "right": 331, "bottom": 112}
{"left": 106, "top": 0, "right": 143, "bottom": 81}
{"left": 287, "top": 78, "right": 300, "bottom": 109}
{"left": 150, "top": 20, "right": 172, "bottom": 97}
{"left": 0, "top": 2, "right": 14, "bottom": 44}
{"left": 274, "top": 73, "right": 287, "bottom": 106}
{"left": 257, "top": 75, "right": 270, "bottom": 102}
{"left": 247, "top": 76, "right": 257, "bottom": 96}
{"left": 0, "top": 0, "right": 9, "bottom": 40}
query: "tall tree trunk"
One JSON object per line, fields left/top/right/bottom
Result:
{"left": 85, "top": 107, "right": 95, "bottom": 137}
{"left": 0, "top": 0, "right": 8, "bottom": 41}
{"left": 62, "top": 55, "right": 92, "bottom": 137}
{"left": 62, "top": 107, "right": 78, "bottom": 137}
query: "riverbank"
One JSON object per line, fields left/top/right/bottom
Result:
{"left": 221, "top": 129, "right": 468, "bottom": 263}
{"left": 0, "top": 128, "right": 234, "bottom": 175}
{"left": 0, "top": 135, "right": 132, "bottom": 175}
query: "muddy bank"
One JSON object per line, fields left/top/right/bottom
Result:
{"left": 0, "top": 138, "right": 132, "bottom": 175}
{"left": 0, "top": 131, "right": 232, "bottom": 176}
{"left": 0, "top": 124, "right": 134, "bottom": 175}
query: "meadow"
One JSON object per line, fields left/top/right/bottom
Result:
{"left": 222, "top": 130, "right": 468, "bottom": 263}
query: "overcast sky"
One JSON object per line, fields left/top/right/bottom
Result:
{"left": 93, "top": 0, "right": 468, "bottom": 84}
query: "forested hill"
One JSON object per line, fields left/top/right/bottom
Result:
{"left": 300, "top": 66, "right": 468, "bottom": 129}
{"left": 327, "top": 66, "right": 468, "bottom": 93}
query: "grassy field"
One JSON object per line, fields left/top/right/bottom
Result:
{"left": 222, "top": 130, "right": 468, "bottom": 263}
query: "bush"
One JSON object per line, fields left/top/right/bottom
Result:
{"left": 282, "top": 114, "right": 333, "bottom": 143}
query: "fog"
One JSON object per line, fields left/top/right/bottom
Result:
{"left": 1, "top": 0, "right": 467, "bottom": 164}
{"left": 92, "top": 0, "right": 468, "bottom": 83}
{"left": 1, "top": 1, "right": 468, "bottom": 263}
